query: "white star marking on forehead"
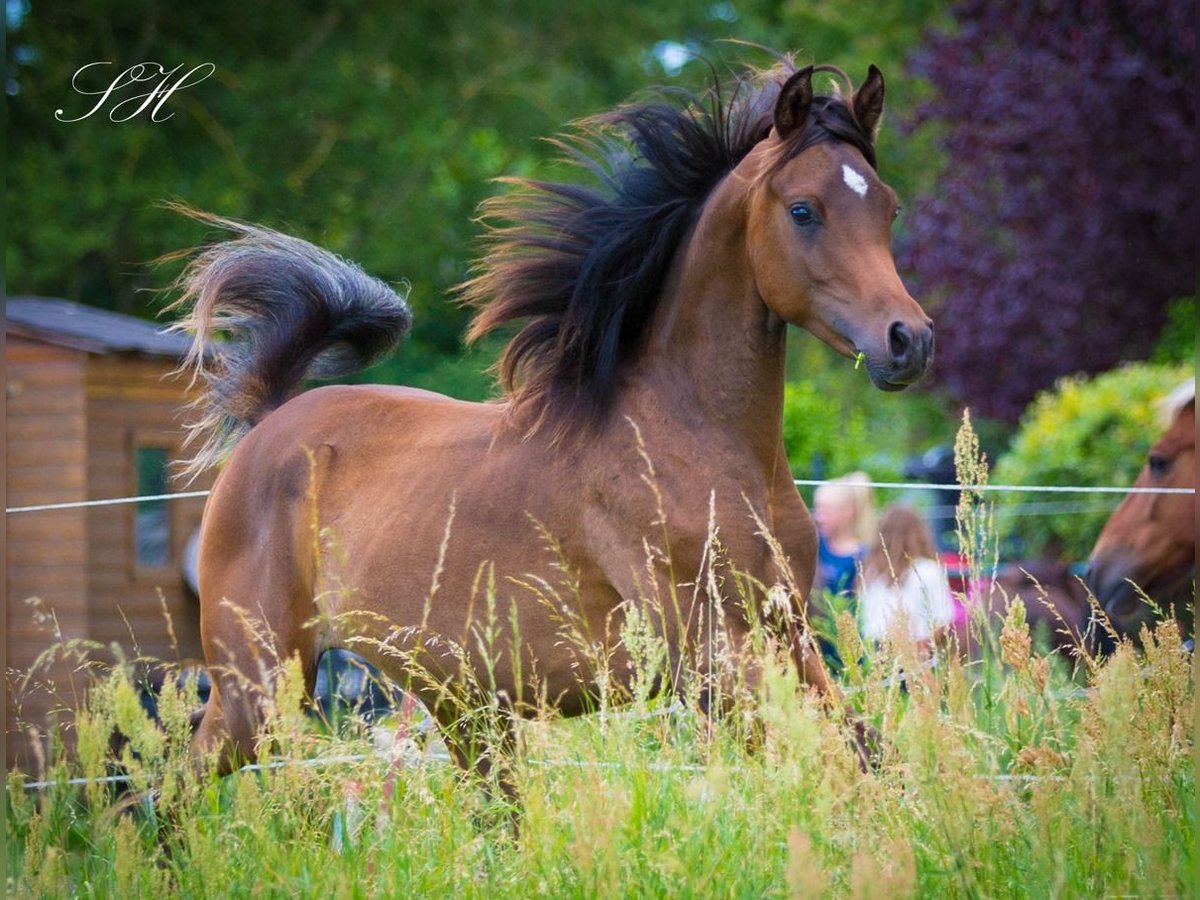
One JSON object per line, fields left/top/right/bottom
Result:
{"left": 841, "top": 164, "right": 868, "bottom": 198}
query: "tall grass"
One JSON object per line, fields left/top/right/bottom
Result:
{"left": 6, "top": 416, "right": 1194, "bottom": 898}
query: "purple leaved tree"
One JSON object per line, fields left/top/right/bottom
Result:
{"left": 901, "top": 0, "right": 1195, "bottom": 421}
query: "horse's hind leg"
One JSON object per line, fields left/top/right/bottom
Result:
{"left": 191, "top": 624, "right": 320, "bottom": 774}
{"left": 189, "top": 549, "right": 320, "bottom": 775}
{"left": 192, "top": 678, "right": 258, "bottom": 776}
{"left": 189, "top": 444, "right": 331, "bottom": 775}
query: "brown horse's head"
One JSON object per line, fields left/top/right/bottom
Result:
{"left": 743, "top": 66, "right": 932, "bottom": 391}
{"left": 463, "top": 59, "right": 933, "bottom": 434}
{"left": 1086, "top": 382, "right": 1196, "bottom": 640}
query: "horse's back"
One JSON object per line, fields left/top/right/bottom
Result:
{"left": 204, "top": 383, "right": 494, "bottom": 508}
{"left": 197, "top": 383, "right": 576, "bottom": 643}
{"left": 197, "top": 384, "right": 502, "bottom": 589}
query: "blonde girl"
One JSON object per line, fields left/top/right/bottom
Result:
{"left": 812, "top": 471, "right": 877, "bottom": 597}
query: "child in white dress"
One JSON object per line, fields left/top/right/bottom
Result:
{"left": 859, "top": 504, "right": 955, "bottom": 658}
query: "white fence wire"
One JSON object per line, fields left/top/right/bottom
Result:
{"left": 6, "top": 479, "right": 1193, "bottom": 515}
{"left": 6, "top": 476, "right": 1192, "bottom": 794}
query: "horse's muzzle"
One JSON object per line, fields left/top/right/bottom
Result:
{"left": 1084, "top": 554, "right": 1193, "bottom": 640}
{"left": 868, "top": 319, "right": 933, "bottom": 390}
{"left": 888, "top": 320, "right": 934, "bottom": 380}
{"left": 1085, "top": 555, "right": 1139, "bottom": 615}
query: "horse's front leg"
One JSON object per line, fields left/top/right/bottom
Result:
{"left": 692, "top": 603, "right": 879, "bottom": 770}
{"left": 425, "top": 683, "right": 522, "bottom": 833}
{"left": 761, "top": 466, "right": 838, "bottom": 699}
{"left": 762, "top": 472, "right": 882, "bottom": 771}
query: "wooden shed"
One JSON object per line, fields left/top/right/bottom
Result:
{"left": 6, "top": 296, "right": 213, "bottom": 772}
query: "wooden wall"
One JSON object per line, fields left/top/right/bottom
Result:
{"left": 84, "top": 355, "right": 207, "bottom": 666}
{"left": 6, "top": 338, "right": 211, "bottom": 771}
{"left": 6, "top": 336, "right": 89, "bottom": 771}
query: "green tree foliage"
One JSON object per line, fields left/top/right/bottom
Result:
{"left": 991, "top": 362, "right": 1193, "bottom": 561}
{"left": 7, "top": 0, "right": 951, "bottom": 457}
{"left": 1151, "top": 296, "right": 1196, "bottom": 365}
{"left": 782, "top": 352, "right": 955, "bottom": 482}
{"left": 782, "top": 380, "right": 870, "bottom": 479}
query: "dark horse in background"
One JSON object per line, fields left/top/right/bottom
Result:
{"left": 987, "top": 379, "right": 1195, "bottom": 656}
{"left": 170, "top": 56, "right": 931, "bottom": 780}
{"left": 1086, "top": 378, "right": 1195, "bottom": 644}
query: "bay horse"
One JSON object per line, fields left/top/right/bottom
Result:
{"left": 171, "top": 58, "right": 932, "bottom": 781}
{"left": 1086, "top": 379, "right": 1195, "bottom": 642}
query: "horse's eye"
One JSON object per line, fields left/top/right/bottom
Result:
{"left": 789, "top": 203, "right": 816, "bottom": 226}
{"left": 1147, "top": 452, "right": 1171, "bottom": 476}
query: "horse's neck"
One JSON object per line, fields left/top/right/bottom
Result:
{"left": 624, "top": 179, "right": 788, "bottom": 467}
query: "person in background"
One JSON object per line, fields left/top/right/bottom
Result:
{"left": 858, "top": 504, "right": 955, "bottom": 659}
{"left": 809, "top": 472, "right": 877, "bottom": 671}
{"left": 812, "top": 471, "right": 877, "bottom": 600}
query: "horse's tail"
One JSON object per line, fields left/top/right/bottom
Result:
{"left": 164, "top": 205, "right": 412, "bottom": 481}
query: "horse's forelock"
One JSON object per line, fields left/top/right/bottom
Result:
{"left": 767, "top": 96, "right": 878, "bottom": 174}
{"left": 1160, "top": 378, "right": 1196, "bottom": 428}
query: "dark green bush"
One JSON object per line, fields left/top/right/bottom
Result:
{"left": 782, "top": 380, "right": 870, "bottom": 479}
{"left": 1151, "top": 296, "right": 1196, "bottom": 365}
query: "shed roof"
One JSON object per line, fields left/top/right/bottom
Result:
{"left": 5, "top": 296, "right": 192, "bottom": 358}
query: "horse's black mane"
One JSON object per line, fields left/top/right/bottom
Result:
{"left": 459, "top": 57, "right": 877, "bottom": 435}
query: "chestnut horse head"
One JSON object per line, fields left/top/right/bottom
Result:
{"left": 1086, "top": 379, "right": 1195, "bottom": 640}
{"left": 741, "top": 65, "right": 932, "bottom": 390}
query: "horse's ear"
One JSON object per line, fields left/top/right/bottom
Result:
{"left": 853, "top": 64, "right": 885, "bottom": 139}
{"left": 774, "top": 66, "right": 814, "bottom": 139}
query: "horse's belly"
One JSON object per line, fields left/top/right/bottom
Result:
{"left": 293, "top": 404, "right": 604, "bottom": 707}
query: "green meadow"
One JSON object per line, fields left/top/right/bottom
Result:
{"left": 6, "top": 426, "right": 1194, "bottom": 898}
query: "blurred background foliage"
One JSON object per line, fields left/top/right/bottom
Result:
{"left": 901, "top": 0, "right": 1195, "bottom": 423}
{"left": 7, "top": 0, "right": 1193, "bottom": 534}
{"left": 992, "top": 361, "right": 1194, "bottom": 560}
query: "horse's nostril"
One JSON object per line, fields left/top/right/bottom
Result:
{"left": 888, "top": 321, "right": 911, "bottom": 361}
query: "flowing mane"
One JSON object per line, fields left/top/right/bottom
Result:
{"left": 459, "top": 58, "right": 879, "bottom": 435}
